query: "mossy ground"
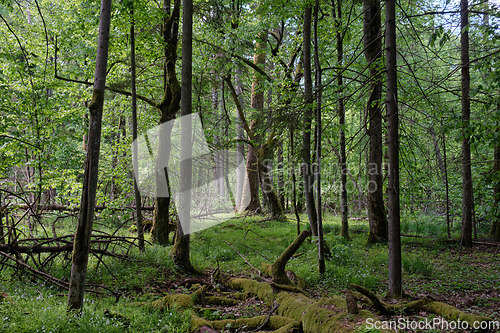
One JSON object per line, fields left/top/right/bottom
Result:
{"left": 0, "top": 211, "right": 498, "bottom": 332}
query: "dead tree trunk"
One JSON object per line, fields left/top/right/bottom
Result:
{"left": 67, "top": 0, "right": 112, "bottom": 311}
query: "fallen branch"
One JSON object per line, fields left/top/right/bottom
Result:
{"left": 249, "top": 301, "right": 279, "bottom": 333}
{"left": 223, "top": 241, "right": 261, "bottom": 276}
{"left": 350, "top": 283, "right": 390, "bottom": 315}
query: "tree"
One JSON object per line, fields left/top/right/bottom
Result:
{"left": 460, "top": 0, "right": 473, "bottom": 248}
{"left": 302, "top": 3, "right": 318, "bottom": 237}
{"left": 171, "top": 0, "right": 194, "bottom": 272}
{"left": 151, "top": 0, "right": 181, "bottom": 246}
{"left": 313, "top": 0, "right": 324, "bottom": 274}
{"left": 363, "top": 0, "right": 387, "bottom": 243}
{"left": 67, "top": 0, "right": 112, "bottom": 311}
{"left": 130, "top": 1, "right": 144, "bottom": 252}
{"left": 386, "top": 0, "right": 401, "bottom": 299}
{"left": 333, "top": 0, "right": 349, "bottom": 241}
{"left": 491, "top": 139, "right": 500, "bottom": 239}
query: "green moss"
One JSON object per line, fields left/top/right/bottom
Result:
{"left": 151, "top": 294, "right": 193, "bottom": 310}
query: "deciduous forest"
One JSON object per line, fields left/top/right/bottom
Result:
{"left": 0, "top": 0, "right": 499, "bottom": 331}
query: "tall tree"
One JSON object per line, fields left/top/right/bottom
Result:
{"left": 363, "top": 0, "right": 387, "bottom": 243}
{"left": 302, "top": 3, "right": 318, "bottom": 236}
{"left": 460, "top": 0, "right": 473, "bottom": 248}
{"left": 333, "top": 0, "right": 349, "bottom": 241}
{"left": 151, "top": 0, "right": 181, "bottom": 245}
{"left": 386, "top": 0, "right": 401, "bottom": 299}
{"left": 171, "top": 0, "right": 194, "bottom": 272}
{"left": 242, "top": 29, "right": 267, "bottom": 214}
{"left": 314, "top": 0, "right": 324, "bottom": 274}
{"left": 234, "top": 69, "right": 246, "bottom": 211}
{"left": 67, "top": 0, "right": 112, "bottom": 311}
{"left": 491, "top": 136, "right": 500, "bottom": 239}
{"left": 130, "top": 2, "right": 144, "bottom": 252}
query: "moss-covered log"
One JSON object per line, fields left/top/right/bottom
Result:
{"left": 225, "top": 277, "right": 378, "bottom": 333}
{"left": 192, "top": 314, "right": 300, "bottom": 333}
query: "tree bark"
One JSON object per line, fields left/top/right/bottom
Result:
{"left": 385, "top": 0, "right": 401, "bottom": 299}
{"left": 235, "top": 69, "right": 246, "bottom": 212}
{"left": 67, "top": 0, "right": 112, "bottom": 311}
{"left": 490, "top": 127, "right": 500, "bottom": 239}
{"left": 130, "top": 4, "right": 144, "bottom": 251}
{"left": 313, "top": 0, "right": 325, "bottom": 274}
{"left": 333, "top": 0, "right": 349, "bottom": 241}
{"left": 171, "top": 0, "right": 194, "bottom": 272}
{"left": 302, "top": 4, "right": 318, "bottom": 236}
{"left": 363, "top": 0, "right": 387, "bottom": 243}
{"left": 244, "top": 30, "right": 267, "bottom": 214}
{"left": 151, "top": 0, "right": 181, "bottom": 246}
{"left": 460, "top": 0, "right": 473, "bottom": 248}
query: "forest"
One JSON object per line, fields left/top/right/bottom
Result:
{"left": 0, "top": 0, "right": 499, "bottom": 330}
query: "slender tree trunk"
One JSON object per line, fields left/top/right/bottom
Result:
{"left": 235, "top": 69, "right": 245, "bottom": 211}
{"left": 67, "top": 0, "right": 112, "bottom": 311}
{"left": 442, "top": 128, "right": 451, "bottom": 239}
{"left": 302, "top": 4, "right": 318, "bottom": 236}
{"left": 277, "top": 143, "right": 285, "bottom": 209}
{"left": 152, "top": 0, "right": 181, "bottom": 245}
{"left": 171, "top": 0, "right": 194, "bottom": 272}
{"left": 290, "top": 130, "right": 301, "bottom": 234}
{"left": 130, "top": 4, "right": 144, "bottom": 251}
{"left": 333, "top": 0, "right": 349, "bottom": 241}
{"left": 363, "top": 0, "right": 387, "bottom": 243}
{"left": 460, "top": 0, "right": 473, "bottom": 248}
{"left": 242, "top": 31, "right": 267, "bottom": 214}
{"left": 386, "top": 0, "right": 401, "bottom": 299}
{"left": 490, "top": 126, "right": 500, "bottom": 239}
{"left": 313, "top": 0, "right": 324, "bottom": 274}
{"left": 0, "top": 191, "right": 4, "bottom": 245}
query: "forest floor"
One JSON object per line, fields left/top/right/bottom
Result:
{"left": 0, "top": 212, "right": 498, "bottom": 332}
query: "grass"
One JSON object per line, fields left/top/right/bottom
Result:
{"left": 1, "top": 210, "right": 498, "bottom": 331}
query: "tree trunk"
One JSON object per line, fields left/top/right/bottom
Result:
{"left": 313, "top": 0, "right": 324, "bottom": 274}
{"left": 130, "top": 4, "right": 144, "bottom": 251}
{"left": 67, "top": 0, "right": 112, "bottom": 311}
{"left": 152, "top": 0, "right": 181, "bottom": 245}
{"left": 363, "top": 0, "right": 387, "bottom": 243}
{"left": 302, "top": 4, "right": 318, "bottom": 237}
{"left": 0, "top": 191, "right": 4, "bottom": 245}
{"left": 385, "top": 0, "right": 401, "bottom": 299}
{"left": 171, "top": 0, "right": 194, "bottom": 272}
{"left": 235, "top": 69, "right": 246, "bottom": 212}
{"left": 442, "top": 129, "right": 451, "bottom": 239}
{"left": 333, "top": 0, "right": 349, "bottom": 241}
{"left": 460, "top": 0, "right": 473, "bottom": 248}
{"left": 277, "top": 143, "right": 285, "bottom": 210}
{"left": 490, "top": 129, "right": 500, "bottom": 240}
{"left": 245, "top": 30, "right": 267, "bottom": 214}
